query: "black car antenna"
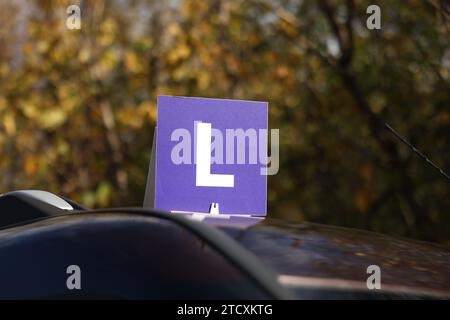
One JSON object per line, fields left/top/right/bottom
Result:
{"left": 384, "top": 122, "right": 450, "bottom": 181}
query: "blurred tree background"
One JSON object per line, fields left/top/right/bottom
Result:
{"left": 0, "top": 0, "right": 449, "bottom": 243}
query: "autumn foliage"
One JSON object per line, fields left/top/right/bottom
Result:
{"left": 0, "top": 0, "right": 449, "bottom": 243}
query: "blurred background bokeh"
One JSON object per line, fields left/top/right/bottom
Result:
{"left": 0, "top": 0, "right": 449, "bottom": 243}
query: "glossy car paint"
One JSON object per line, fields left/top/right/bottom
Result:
{"left": 0, "top": 205, "right": 449, "bottom": 299}
{"left": 210, "top": 218, "right": 450, "bottom": 298}
{"left": 0, "top": 213, "right": 275, "bottom": 299}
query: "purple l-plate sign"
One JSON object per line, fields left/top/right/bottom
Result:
{"left": 154, "top": 95, "right": 268, "bottom": 215}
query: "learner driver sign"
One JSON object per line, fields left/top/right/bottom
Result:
{"left": 149, "top": 95, "right": 276, "bottom": 215}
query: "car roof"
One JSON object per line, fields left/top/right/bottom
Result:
{"left": 0, "top": 209, "right": 293, "bottom": 299}
{"left": 1, "top": 195, "right": 449, "bottom": 299}
{"left": 212, "top": 218, "right": 450, "bottom": 298}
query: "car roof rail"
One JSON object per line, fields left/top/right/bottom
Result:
{"left": 0, "top": 190, "right": 82, "bottom": 228}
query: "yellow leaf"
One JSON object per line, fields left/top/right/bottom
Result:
{"left": 3, "top": 112, "right": 16, "bottom": 135}
{"left": 124, "top": 51, "right": 142, "bottom": 73}
{"left": 24, "top": 155, "right": 39, "bottom": 176}
{"left": 37, "top": 109, "right": 67, "bottom": 129}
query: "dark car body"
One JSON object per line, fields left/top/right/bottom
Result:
{"left": 213, "top": 218, "right": 450, "bottom": 299}
{"left": 0, "top": 192, "right": 449, "bottom": 299}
